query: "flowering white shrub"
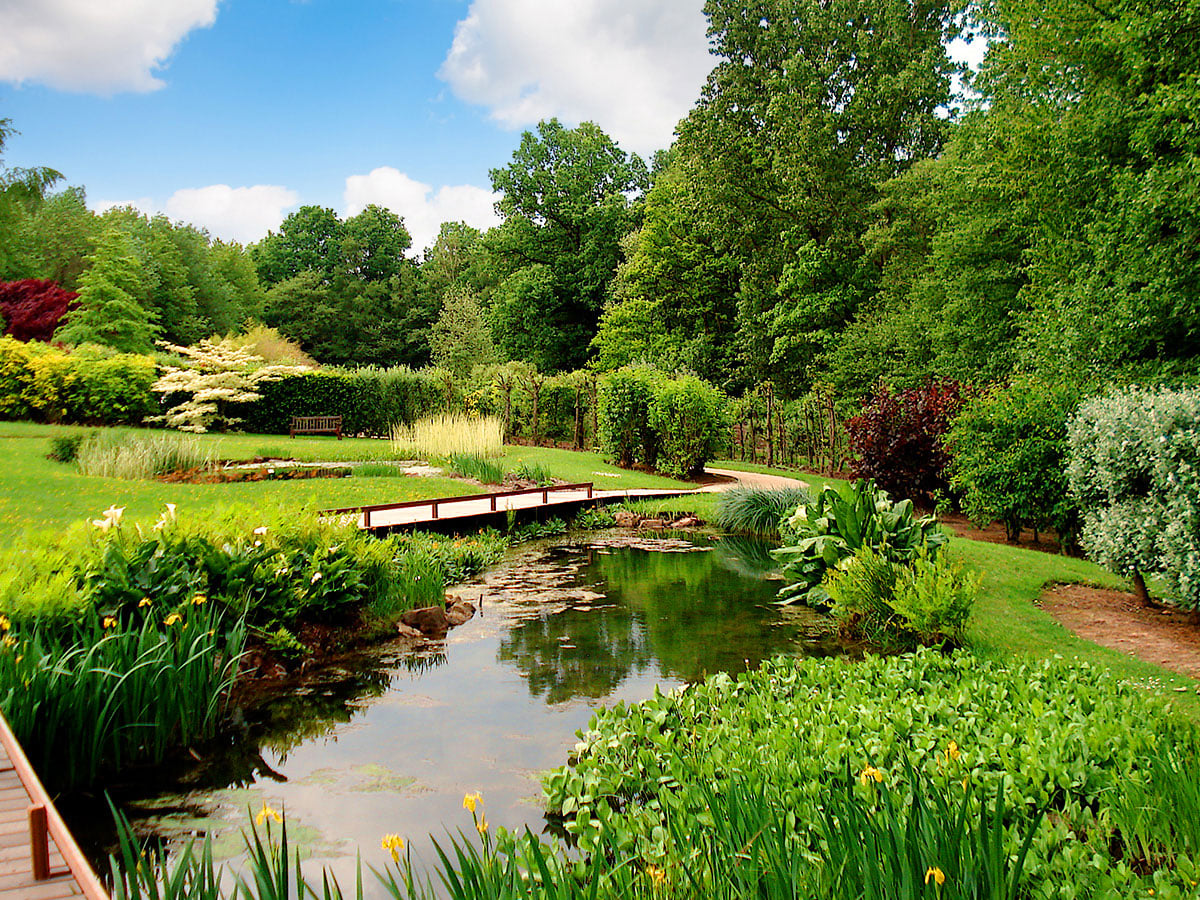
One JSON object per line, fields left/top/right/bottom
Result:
{"left": 1067, "top": 386, "right": 1200, "bottom": 608}
{"left": 149, "top": 338, "right": 308, "bottom": 433}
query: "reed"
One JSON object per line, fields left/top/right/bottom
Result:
{"left": 446, "top": 453, "right": 505, "bottom": 484}
{"left": 0, "top": 605, "right": 245, "bottom": 792}
{"left": 392, "top": 414, "right": 504, "bottom": 460}
{"left": 76, "top": 430, "right": 217, "bottom": 479}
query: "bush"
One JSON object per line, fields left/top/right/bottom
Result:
{"left": 0, "top": 337, "right": 156, "bottom": 425}
{"left": 947, "top": 377, "right": 1081, "bottom": 542}
{"left": 48, "top": 431, "right": 89, "bottom": 463}
{"left": 772, "top": 479, "right": 946, "bottom": 606}
{"left": 714, "top": 485, "right": 812, "bottom": 536}
{"left": 0, "top": 278, "right": 77, "bottom": 342}
{"left": 1067, "top": 385, "right": 1200, "bottom": 608}
{"left": 597, "top": 365, "right": 663, "bottom": 468}
{"left": 648, "top": 373, "right": 728, "bottom": 477}
{"left": 542, "top": 649, "right": 1197, "bottom": 896}
{"left": 844, "top": 380, "right": 965, "bottom": 502}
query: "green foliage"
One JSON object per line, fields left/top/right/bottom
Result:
{"left": 714, "top": 485, "right": 811, "bottom": 537}
{"left": 75, "top": 430, "right": 215, "bottom": 479}
{"left": 597, "top": 365, "right": 663, "bottom": 468}
{"left": 0, "top": 336, "right": 156, "bottom": 425}
{"left": 430, "top": 284, "right": 497, "bottom": 376}
{"left": 823, "top": 544, "right": 902, "bottom": 642}
{"left": 1067, "top": 385, "right": 1200, "bottom": 608}
{"left": 947, "top": 378, "right": 1082, "bottom": 542}
{"left": 0, "top": 604, "right": 245, "bottom": 792}
{"left": 890, "top": 547, "right": 980, "bottom": 642}
{"left": 542, "top": 650, "right": 1200, "bottom": 895}
{"left": 647, "top": 373, "right": 728, "bottom": 478}
{"left": 447, "top": 453, "right": 505, "bottom": 484}
{"left": 48, "top": 430, "right": 88, "bottom": 462}
{"left": 511, "top": 458, "right": 552, "bottom": 485}
{"left": 487, "top": 119, "right": 649, "bottom": 371}
{"left": 773, "top": 479, "right": 946, "bottom": 606}
{"left": 54, "top": 227, "right": 158, "bottom": 352}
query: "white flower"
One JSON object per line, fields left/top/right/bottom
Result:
{"left": 253, "top": 526, "right": 268, "bottom": 535}
{"left": 92, "top": 517, "right": 113, "bottom": 532}
{"left": 310, "top": 572, "right": 323, "bottom": 584}
{"left": 103, "top": 505, "right": 126, "bottom": 527}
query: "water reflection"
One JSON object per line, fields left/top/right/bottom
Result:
{"left": 79, "top": 530, "right": 837, "bottom": 891}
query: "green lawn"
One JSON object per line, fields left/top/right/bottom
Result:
{"left": 0, "top": 424, "right": 694, "bottom": 539}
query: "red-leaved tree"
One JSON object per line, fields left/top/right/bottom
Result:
{"left": 844, "top": 380, "right": 967, "bottom": 503}
{"left": 0, "top": 279, "right": 78, "bottom": 343}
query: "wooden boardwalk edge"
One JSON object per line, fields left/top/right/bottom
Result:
{"left": 0, "top": 713, "right": 108, "bottom": 899}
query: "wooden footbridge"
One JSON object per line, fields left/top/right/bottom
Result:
{"left": 322, "top": 481, "right": 703, "bottom": 533}
{"left": 0, "top": 714, "right": 107, "bottom": 900}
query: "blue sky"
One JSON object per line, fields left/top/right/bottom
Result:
{"left": 0, "top": 0, "right": 714, "bottom": 251}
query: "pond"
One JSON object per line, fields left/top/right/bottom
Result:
{"left": 73, "top": 530, "right": 839, "bottom": 888}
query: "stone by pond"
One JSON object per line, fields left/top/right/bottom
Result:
{"left": 77, "top": 530, "right": 841, "bottom": 889}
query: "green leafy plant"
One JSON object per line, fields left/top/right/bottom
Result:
{"left": 772, "top": 479, "right": 946, "bottom": 606}
{"left": 448, "top": 453, "right": 506, "bottom": 484}
{"left": 512, "top": 459, "right": 553, "bottom": 485}
{"left": 715, "top": 485, "right": 811, "bottom": 536}
{"left": 597, "top": 364, "right": 663, "bottom": 468}
{"left": 647, "top": 373, "right": 728, "bottom": 478}
{"left": 890, "top": 546, "right": 979, "bottom": 642}
{"left": 48, "top": 430, "right": 89, "bottom": 462}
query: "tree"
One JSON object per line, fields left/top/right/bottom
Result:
{"left": 0, "top": 279, "right": 77, "bottom": 342}
{"left": 252, "top": 206, "right": 343, "bottom": 286}
{"left": 149, "top": 337, "right": 307, "bottom": 432}
{"left": 487, "top": 119, "right": 649, "bottom": 371}
{"left": 654, "top": 0, "right": 959, "bottom": 395}
{"left": 0, "top": 119, "right": 64, "bottom": 282}
{"left": 339, "top": 204, "right": 411, "bottom": 283}
{"left": 429, "top": 285, "right": 497, "bottom": 376}
{"left": 55, "top": 229, "right": 157, "bottom": 352}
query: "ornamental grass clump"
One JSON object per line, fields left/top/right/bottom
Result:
{"left": 392, "top": 414, "right": 504, "bottom": 460}
{"left": 715, "top": 485, "right": 811, "bottom": 537}
{"left": 75, "top": 428, "right": 216, "bottom": 479}
{"left": 447, "top": 453, "right": 505, "bottom": 484}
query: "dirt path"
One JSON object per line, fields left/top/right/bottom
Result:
{"left": 1041, "top": 584, "right": 1200, "bottom": 680}
{"left": 701, "top": 467, "right": 807, "bottom": 492}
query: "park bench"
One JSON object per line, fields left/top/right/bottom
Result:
{"left": 290, "top": 415, "right": 343, "bottom": 439}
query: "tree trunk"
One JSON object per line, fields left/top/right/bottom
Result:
{"left": 766, "top": 384, "right": 774, "bottom": 469}
{"left": 1131, "top": 569, "right": 1152, "bottom": 607}
{"left": 573, "top": 384, "right": 582, "bottom": 449}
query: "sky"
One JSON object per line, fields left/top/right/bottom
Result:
{"left": 0, "top": 0, "right": 715, "bottom": 253}
{"left": 0, "top": 0, "right": 985, "bottom": 255}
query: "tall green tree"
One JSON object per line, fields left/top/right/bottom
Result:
{"left": 487, "top": 119, "right": 649, "bottom": 371}
{"left": 55, "top": 228, "right": 157, "bottom": 352}
{"left": 647, "top": 0, "right": 959, "bottom": 395}
{"left": 429, "top": 284, "right": 498, "bottom": 376}
{"left": 252, "top": 206, "right": 343, "bottom": 287}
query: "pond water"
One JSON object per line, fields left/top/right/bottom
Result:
{"left": 78, "top": 530, "right": 838, "bottom": 888}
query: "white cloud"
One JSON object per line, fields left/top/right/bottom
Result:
{"left": 94, "top": 197, "right": 156, "bottom": 217}
{"left": 438, "top": 0, "right": 713, "bottom": 158}
{"left": 0, "top": 0, "right": 218, "bottom": 93}
{"left": 165, "top": 185, "right": 299, "bottom": 244}
{"left": 343, "top": 167, "right": 501, "bottom": 256}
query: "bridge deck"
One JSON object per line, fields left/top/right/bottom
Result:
{"left": 0, "top": 715, "right": 107, "bottom": 900}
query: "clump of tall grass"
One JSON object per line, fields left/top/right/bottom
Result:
{"left": 512, "top": 459, "right": 552, "bottom": 485}
{"left": 392, "top": 414, "right": 503, "bottom": 460}
{"left": 447, "top": 453, "right": 505, "bottom": 484}
{"left": 354, "top": 462, "right": 409, "bottom": 478}
{"left": 76, "top": 429, "right": 216, "bottom": 479}
{"left": 0, "top": 605, "right": 245, "bottom": 792}
{"left": 715, "top": 485, "right": 811, "bottom": 536}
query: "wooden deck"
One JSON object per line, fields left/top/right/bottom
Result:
{"left": 322, "top": 482, "right": 701, "bottom": 532}
{"left": 0, "top": 715, "right": 108, "bottom": 900}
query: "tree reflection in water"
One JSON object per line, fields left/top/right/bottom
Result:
{"left": 496, "top": 534, "right": 834, "bottom": 704}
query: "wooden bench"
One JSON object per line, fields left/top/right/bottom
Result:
{"left": 290, "top": 415, "right": 343, "bottom": 439}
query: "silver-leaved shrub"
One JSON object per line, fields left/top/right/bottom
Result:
{"left": 1067, "top": 385, "right": 1200, "bottom": 608}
